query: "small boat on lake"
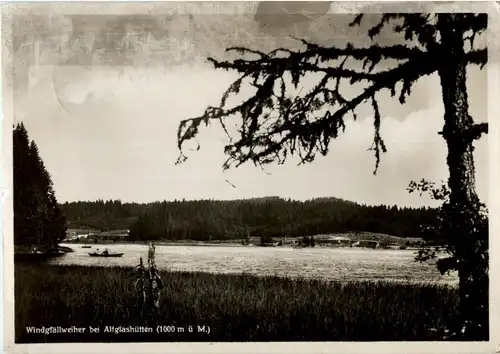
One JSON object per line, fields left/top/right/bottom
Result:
{"left": 88, "top": 252, "right": 124, "bottom": 258}
{"left": 81, "top": 245, "right": 92, "bottom": 248}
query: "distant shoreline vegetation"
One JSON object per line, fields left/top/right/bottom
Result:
{"left": 60, "top": 197, "right": 439, "bottom": 242}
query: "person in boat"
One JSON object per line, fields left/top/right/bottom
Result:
{"left": 102, "top": 248, "right": 109, "bottom": 256}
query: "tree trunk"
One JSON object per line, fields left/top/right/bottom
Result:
{"left": 437, "top": 15, "right": 488, "bottom": 340}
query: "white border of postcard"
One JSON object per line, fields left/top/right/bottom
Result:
{"left": 2, "top": 1, "right": 499, "bottom": 353}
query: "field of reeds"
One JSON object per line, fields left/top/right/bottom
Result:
{"left": 15, "top": 263, "right": 459, "bottom": 342}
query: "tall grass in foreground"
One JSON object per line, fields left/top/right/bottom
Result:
{"left": 15, "top": 263, "right": 458, "bottom": 342}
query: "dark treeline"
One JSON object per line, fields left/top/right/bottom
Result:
{"left": 60, "top": 200, "right": 147, "bottom": 231}
{"left": 14, "top": 123, "right": 66, "bottom": 247}
{"left": 129, "top": 197, "right": 437, "bottom": 241}
{"left": 60, "top": 196, "right": 438, "bottom": 241}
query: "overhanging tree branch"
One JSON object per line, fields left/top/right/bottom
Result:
{"left": 177, "top": 47, "right": 438, "bottom": 173}
{"left": 177, "top": 13, "right": 487, "bottom": 175}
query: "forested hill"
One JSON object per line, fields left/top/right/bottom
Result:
{"left": 59, "top": 197, "right": 438, "bottom": 241}
{"left": 60, "top": 200, "right": 146, "bottom": 231}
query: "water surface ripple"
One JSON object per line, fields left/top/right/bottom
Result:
{"left": 55, "top": 244, "right": 458, "bottom": 286}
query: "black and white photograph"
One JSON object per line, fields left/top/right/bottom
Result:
{"left": 2, "top": 1, "right": 499, "bottom": 352}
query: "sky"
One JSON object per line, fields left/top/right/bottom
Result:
{"left": 8, "top": 2, "right": 490, "bottom": 207}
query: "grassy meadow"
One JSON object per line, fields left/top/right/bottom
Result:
{"left": 15, "top": 263, "right": 459, "bottom": 342}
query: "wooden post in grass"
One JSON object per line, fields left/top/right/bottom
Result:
{"left": 147, "top": 242, "right": 163, "bottom": 312}
{"left": 135, "top": 242, "right": 163, "bottom": 324}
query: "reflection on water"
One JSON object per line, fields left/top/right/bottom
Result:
{"left": 55, "top": 243, "right": 458, "bottom": 285}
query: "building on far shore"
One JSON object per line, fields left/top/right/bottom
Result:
{"left": 314, "top": 235, "right": 352, "bottom": 247}
{"left": 352, "top": 240, "right": 379, "bottom": 249}
{"left": 94, "top": 230, "right": 130, "bottom": 242}
{"left": 64, "top": 228, "right": 101, "bottom": 241}
{"left": 64, "top": 229, "right": 130, "bottom": 242}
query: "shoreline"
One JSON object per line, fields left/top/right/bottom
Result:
{"left": 61, "top": 240, "right": 425, "bottom": 250}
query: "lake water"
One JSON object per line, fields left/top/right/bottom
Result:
{"left": 55, "top": 243, "right": 458, "bottom": 286}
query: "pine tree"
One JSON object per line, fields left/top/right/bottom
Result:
{"left": 13, "top": 123, "right": 67, "bottom": 248}
{"left": 13, "top": 123, "right": 37, "bottom": 246}
{"left": 176, "top": 14, "right": 488, "bottom": 339}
